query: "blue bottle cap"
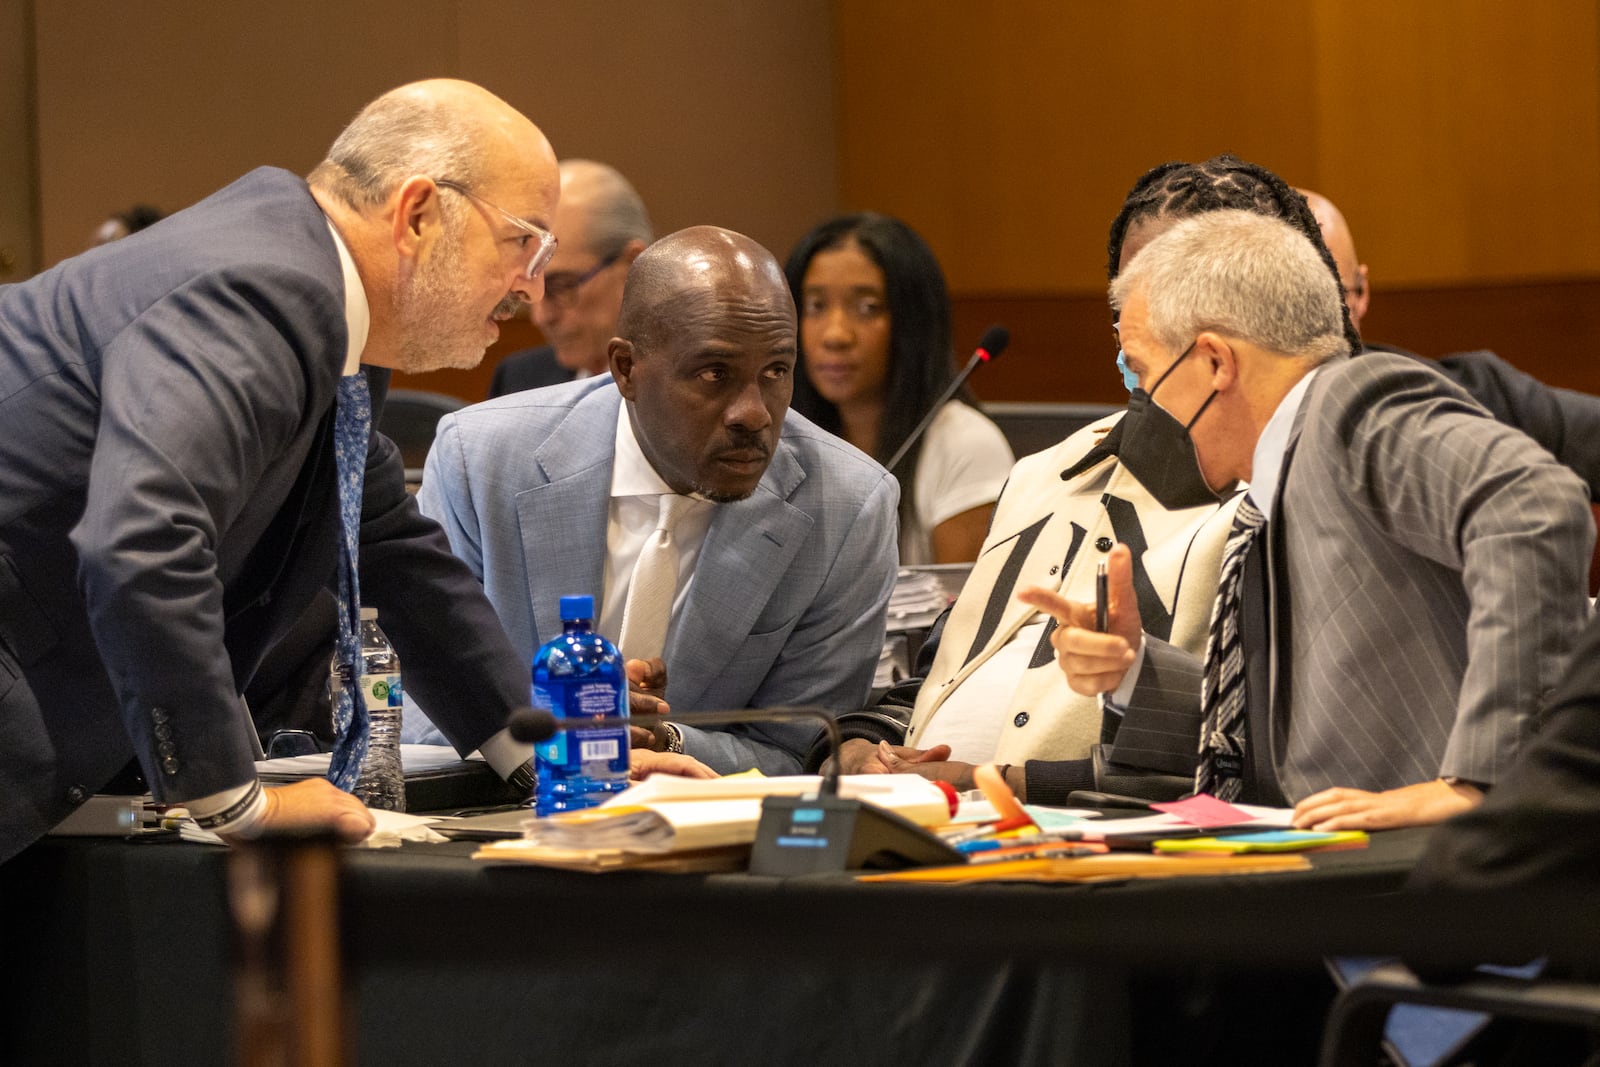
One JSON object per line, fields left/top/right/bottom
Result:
{"left": 558, "top": 595, "right": 595, "bottom": 621}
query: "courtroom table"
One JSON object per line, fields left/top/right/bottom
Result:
{"left": 3, "top": 827, "right": 1592, "bottom": 1066}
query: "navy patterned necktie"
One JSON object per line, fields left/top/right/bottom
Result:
{"left": 1194, "top": 493, "right": 1267, "bottom": 801}
{"left": 328, "top": 370, "right": 371, "bottom": 792}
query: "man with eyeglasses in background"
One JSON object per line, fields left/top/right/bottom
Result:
{"left": 488, "top": 160, "right": 652, "bottom": 397}
{"left": 0, "top": 78, "right": 566, "bottom": 863}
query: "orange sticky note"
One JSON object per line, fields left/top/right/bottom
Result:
{"left": 973, "top": 763, "right": 1033, "bottom": 831}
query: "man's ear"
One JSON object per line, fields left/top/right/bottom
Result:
{"left": 609, "top": 337, "right": 638, "bottom": 397}
{"left": 1349, "top": 263, "right": 1371, "bottom": 326}
{"left": 1195, "top": 332, "right": 1239, "bottom": 393}
{"left": 618, "top": 238, "right": 647, "bottom": 269}
{"left": 391, "top": 176, "right": 445, "bottom": 261}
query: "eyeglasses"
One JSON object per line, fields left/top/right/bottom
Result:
{"left": 433, "top": 179, "right": 558, "bottom": 278}
{"left": 540, "top": 251, "right": 621, "bottom": 308}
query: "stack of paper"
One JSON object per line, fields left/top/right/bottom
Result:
{"left": 473, "top": 774, "right": 955, "bottom": 871}
{"left": 887, "top": 568, "right": 952, "bottom": 629}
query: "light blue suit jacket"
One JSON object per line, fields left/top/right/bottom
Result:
{"left": 407, "top": 376, "right": 900, "bottom": 773}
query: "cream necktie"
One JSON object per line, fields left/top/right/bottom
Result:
{"left": 618, "top": 494, "right": 695, "bottom": 661}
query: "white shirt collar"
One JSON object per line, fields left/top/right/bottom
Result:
{"left": 611, "top": 401, "right": 678, "bottom": 498}
{"left": 324, "top": 219, "right": 370, "bottom": 376}
{"left": 1247, "top": 366, "right": 1320, "bottom": 518}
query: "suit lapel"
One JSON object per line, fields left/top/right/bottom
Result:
{"left": 665, "top": 443, "right": 812, "bottom": 710}
{"left": 515, "top": 390, "right": 618, "bottom": 643}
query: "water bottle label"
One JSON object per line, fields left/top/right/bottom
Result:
{"left": 531, "top": 683, "right": 567, "bottom": 763}
{"left": 580, "top": 737, "right": 621, "bottom": 762}
{"left": 573, "top": 681, "right": 620, "bottom": 716}
{"left": 359, "top": 673, "right": 402, "bottom": 710}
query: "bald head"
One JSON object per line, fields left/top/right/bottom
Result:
{"left": 306, "top": 79, "right": 559, "bottom": 375}
{"left": 310, "top": 78, "right": 556, "bottom": 213}
{"left": 610, "top": 227, "right": 798, "bottom": 501}
{"left": 617, "top": 226, "right": 794, "bottom": 351}
{"left": 1297, "top": 188, "right": 1369, "bottom": 330}
{"left": 557, "top": 160, "right": 653, "bottom": 253}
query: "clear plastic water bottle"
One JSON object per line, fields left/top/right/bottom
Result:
{"left": 533, "top": 595, "right": 629, "bottom": 816}
{"left": 353, "top": 606, "right": 406, "bottom": 812}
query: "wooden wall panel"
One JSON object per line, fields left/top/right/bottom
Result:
{"left": 834, "top": 0, "right": 1322, "bottom": 292}
{"left": 1309, "top": 0, "right": 1600, "bottom": 285}
{"left": 835, "top": 0, "right": 1600, "bottom": 406}
{"left": 30, "top": 1, "right": 839, "bottom": 400}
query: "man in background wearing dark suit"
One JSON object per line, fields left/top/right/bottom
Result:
{"left": 487, "top": 160, "right": 651, "bottom": 397}
{"left": 0, "top": 78, "right": 559, "bottom": 863}
{"left": 1301, "top": 186, "right": 1600, "bottom": 497}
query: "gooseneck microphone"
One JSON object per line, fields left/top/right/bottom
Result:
{"left": 507, "top": 706, "right": 846, "bottom": 795}
{"left": 883, "top": 324, "right": 1010, "bottom": 473}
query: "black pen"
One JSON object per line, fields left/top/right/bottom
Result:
{"left": 1095, "top": 560, "right": 1109, "bottom": 633}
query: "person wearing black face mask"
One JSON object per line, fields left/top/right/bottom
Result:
{"left": 1091, "top": 339, "right": 1228, "bottom": 511}
{"left": 820, "top": 329, "right": 1243, "bottom": 799}
{"left": 1024, "top": 209, "right": 1592, "bottom": 833}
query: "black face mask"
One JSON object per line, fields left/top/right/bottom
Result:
{"left": 1116, "top": 342, "right": 1231, "bottom": 510}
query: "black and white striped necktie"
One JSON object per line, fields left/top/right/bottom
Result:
{"left": 1194, "top": 493, "right": 1266, "bottom": 801}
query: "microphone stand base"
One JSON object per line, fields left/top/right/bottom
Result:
{"left": 748, "top": 794, "right": 963, "bottom": 876}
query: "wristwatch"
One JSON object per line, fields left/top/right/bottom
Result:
{"left": 506, "top": 760, "right": 537, "bottom": 799}
{"left": 653, "top": 722, "right": 685, "bottom": 754}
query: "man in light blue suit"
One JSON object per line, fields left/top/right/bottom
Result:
{"left": 407, "top": 227, "right": 899, "bottom": 774}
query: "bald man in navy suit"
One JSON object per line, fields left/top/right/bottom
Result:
{"left": 0, "top": 79, "right": 561, "bottom": 863}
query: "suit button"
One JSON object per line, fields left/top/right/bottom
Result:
{"left": 161, "top": 757, "right": 181, "bottom": 776}
{"left": 157, "top": 740, "right": 177, "bottom": 758}
{"left": 151, "top": 707, "right": 170, "bottom": 725}
{"left": 1095, "top": 537, "right": 1113, "bottom": 552}
{"left": 65, "top": 785, "right": 90, "bottom": 805}
{"left": 1013, "top": 711, "right": 1030, "bottom": 728}
{"left": 153, "top": 723, "right": 173, "bottom": 741}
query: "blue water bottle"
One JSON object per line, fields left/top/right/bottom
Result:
{"left": 532, "top": 595, "right": 630, "bottom": 815}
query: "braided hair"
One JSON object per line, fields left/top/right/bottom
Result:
{"left": 1105, "top": 154, "right": 1362, "bottom": 354}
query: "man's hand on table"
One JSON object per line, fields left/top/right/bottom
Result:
{"left": 220, "top": 778, "right": 375, "bottom": 844}
{"left": 630, "top": 749, "right": 717, "bottom": 781}
{"left": 1292, "top": 778, "right": 1484, "bottom": 831}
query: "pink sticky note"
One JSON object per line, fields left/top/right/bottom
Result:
{"left": 1151, "top": 793, "right": 1252, "bottom": 828}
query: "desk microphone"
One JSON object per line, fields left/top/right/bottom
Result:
{"left": 883, "top": 324, "right": 1010, "bottom": 472}
{"left": 505, "top": 706, "right": 962, "bottom": 874}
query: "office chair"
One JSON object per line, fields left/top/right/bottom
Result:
{"left": 1320, "top": 959, "right": 1600, "bottom": 1067}
{"left": 377, "top": 389, "right": 464, "bottom": 484}
{"left": 983, "top": 401, "right": 1119, "bottom": 458}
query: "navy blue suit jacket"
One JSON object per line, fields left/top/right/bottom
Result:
{"left": 0, "top": 167, "right": 526, "bottom": 862}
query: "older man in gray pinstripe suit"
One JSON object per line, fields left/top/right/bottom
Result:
{"left": 1026, "top": 209, "right": 1594, "bottom": 832}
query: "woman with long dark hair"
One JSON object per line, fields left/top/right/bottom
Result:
{"left": 784, "top": 213, "right": 1012, "bottom": 564}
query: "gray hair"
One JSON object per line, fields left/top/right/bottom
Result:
{"left": 561, "top": 159, "right": 653, "bottom": 255}
{"left": 1110, "top": 209, "right": 1349, "bottom": 364}
{"left": 308, "top": 90, "right": 481, "bottom": 214}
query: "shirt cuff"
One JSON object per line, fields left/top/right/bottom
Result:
{"left": 186, "top": 780, "right": 267, "bottom": 836}
{"left": 1107, "top": 639, "right": 1148, "bottom": 709}
{"left": 478, "top": 728, "right": 534, "bottom": 779}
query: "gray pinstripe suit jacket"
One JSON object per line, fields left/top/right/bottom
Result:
{"left": 410, "top": 376, "right": 900, "bottom": 774}
{"left": 1131, "top": 351, "right": 1594, "bottom": 803}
